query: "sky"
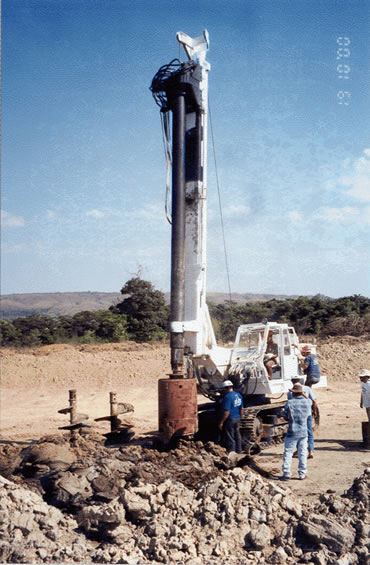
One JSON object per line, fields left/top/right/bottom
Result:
{"left": 2, "top": 0, "right": 370, "bottom": 299}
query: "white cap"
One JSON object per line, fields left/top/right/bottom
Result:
{"left": 222, "top": 380, "right": 233, "bottom": 388}
{"left": 291, "top": 376, "right": 304, "bottom": 383}
{"left": 358, "top": 369, "right": 370, "bottom": 377}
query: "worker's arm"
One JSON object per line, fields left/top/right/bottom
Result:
{"left": 299, "top": 357, "right": 308, "bottom": 369}
{"left": 219, "top": 410, "right": 230, "bottom": 430}
{"left": 312, "top": 399, "right": 318, "bottom": 418}
{"left": 360, "top": 394, "right": 363, "bottom": 409}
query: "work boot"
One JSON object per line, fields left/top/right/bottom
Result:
{"left": 308, "top": 450, "right": 314, "bottom": 459}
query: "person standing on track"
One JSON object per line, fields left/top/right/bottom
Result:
{"left": 294, "top": 345, "right": 321, "bottom": 387}
{"left": 219, "top": 380, "right": 243, "bottom": 453}
{"left": 281, "top": 383, "right": 312, "bottom": 481}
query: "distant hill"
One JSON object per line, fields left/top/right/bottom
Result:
{"left": 204, "top": 292, "right": 301, "bottom": 305}
{"left": 0, "top": 291, "right": 302, "bottom": 320}
{"left": 0, "top": 292, "right": 122, "bottom": 320}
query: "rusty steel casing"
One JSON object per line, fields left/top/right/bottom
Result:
{"left": 158, "top": 378, "right": 198, "bottom": 442}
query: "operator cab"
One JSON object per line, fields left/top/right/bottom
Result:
{"left": 229, "top": 322, "right": 302, "bottom": 395}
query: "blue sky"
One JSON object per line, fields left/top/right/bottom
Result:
{"left": 2, "top": 0, "right": 370, "bottom": 298}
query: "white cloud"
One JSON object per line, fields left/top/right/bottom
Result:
{"left": 288, "top": 210, "right": 303, "bottom": 224}
{"left": 125, "top": 204, "right": 163, "bottom": 221}
{"left": 45, "top": 210, "right": 71, "bottom": 224}
{"left": 46, "top": 210, "right": 57, "bottom": 219}
{"left": 317, "top": 206, "right": 370, "bottom": 225}
{"left": 222, "top": 204, "right": 251, "bottom": 218}
{"left": 362, "top": 207, "right": 370, "bottom": 224}
{"left": 340, "top": 148, "right": 370, "bottom": 202}
{"left": 1, "top": 242, "right": 25, "bottom": 253}
{"left": 1, "top": 210, "right": 25, "bottom": 228}
{"left": 86, "top": 209, "right": 105, "bottom": 218}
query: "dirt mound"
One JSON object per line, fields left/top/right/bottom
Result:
{"left": 1, "top": 337, "right": 369, "bottom": 390}
{"left": 317, "top": 336, "right": 370, "bottom": 381}
{"left": 1, "top": 433, "right": 369, "bottom": 564}
{"left": 0, "top": 342, "right": 170, "bottom": 389}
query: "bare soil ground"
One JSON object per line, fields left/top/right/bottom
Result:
{"left": 1, "top": 337, "right": 369, "bottom": 503}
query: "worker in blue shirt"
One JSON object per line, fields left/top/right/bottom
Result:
{"left": 288, "top": 376, "right": 317, "bottom": 459}
{"left": 282, "top": 383, "right": 312, "bottom": 480}
{"left": 300, "top": 346, "right": 320, "bottom": 387}
{"left": 219, "top": 380, "right": 243, "bottom": 453}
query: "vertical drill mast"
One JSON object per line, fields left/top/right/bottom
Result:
{"left": 151, "top": 30, "right": 215, "bottom": 376}
{"left": 152, "top": 31, "right": 214, "bottom": 441}
{"left": 176, "top": 31, "right": 217, "bottom": 367}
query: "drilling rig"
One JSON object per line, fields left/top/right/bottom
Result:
{"left": 151, "top": 31, "right": 326, "bottom": 452}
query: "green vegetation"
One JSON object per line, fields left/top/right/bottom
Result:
{"left": 0, "top": 310, "right": 128, "bottom": 347}
{"left": 209, "top": 294, "right": 370, "bottom": 342}
{"left": 110, "top": 277, "right": 169, "bottom": 343}
{"left": 0, "top": 287, "right": 368, "bottom": 348}
{"left": 0, "top": 277, "right": 169, "bottom": 347}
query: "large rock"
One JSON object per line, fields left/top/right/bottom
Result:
{"left": 41, "top": 470, "right": 93, "bottom": 511}
{"left": 299, "top": 513, "right": 355, "bottom": 553}
{"left": 16, "top": 442, "right": 76, "bottom": 477}
{"left": 246, "top": 523, "right": 272, "bottom": 549}
{"left": 77, "top": 499, "right": 126, "bottom": 539}
{"left": 121, "top": 489, "right": 152, "bottom": 521}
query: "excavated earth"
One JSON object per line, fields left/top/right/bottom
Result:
{"left": 0, "top": 336, "right": 369, "bottom": 564}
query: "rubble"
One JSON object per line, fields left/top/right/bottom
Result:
{"left": 0, "top": 435, "right": 369, "bottom": 563}
{"left": 0, "top": 475, "right": 94, "bottom": 564}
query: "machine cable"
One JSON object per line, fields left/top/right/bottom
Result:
{"left": 208, "top": 100, "right": 233, "bottom": 307}
{"left": 150, "top": 59, "right": 183, "bottom": 110}
{"left": 151, "top": 58, "right": 193, "bottom": 226}
{"left": 160, "top": 111, "right": 172, "bottom": 224}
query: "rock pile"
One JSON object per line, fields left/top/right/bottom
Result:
{"left": 1, "top": 435, "right": 369, "bottom": 564}
{"left": 0, "top": 475, "right": 95, "bottom": 564}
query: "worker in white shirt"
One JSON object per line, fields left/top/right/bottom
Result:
{"left": 358, "top": 369, "right": 370, "bottom": 422}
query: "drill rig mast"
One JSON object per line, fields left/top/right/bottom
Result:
{"left": 151, "top": 30, "right": 224, "bottom": 378}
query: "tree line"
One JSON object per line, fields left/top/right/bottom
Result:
{"left": 0, "top": 278, "right": 369, "bottom": 348}
{"left": 209, "top": 294, "right": 370, "bottom": 342}
{"left": 0, "top": 278, "right": 169, "bottom": 347}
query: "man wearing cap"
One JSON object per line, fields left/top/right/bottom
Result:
{"left": 300, "top": 346, "right": 320, "bottom": 387}
{"left": 219, "top": 380, "right": 243, "bottom": 453}
{"left": 281, "top": 383, "right": 312, "bottom": 480}
{"left": 288, "top": 377, "right": 317, "bottom": 459}
{"left": 358, "top": 369, "right": 370, "bottom": 422}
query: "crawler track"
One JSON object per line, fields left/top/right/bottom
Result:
{"left": 198, "top": 401, "right": 288, "bottom": 456}
{"left": 239, "top": 402, "right": 287, "bottom": 455}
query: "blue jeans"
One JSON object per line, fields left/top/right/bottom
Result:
{"left": 307, "top": 415, "right": 314, "bottom": 452}
{"left": 282, "top": 436, "right": 308, "bottom": 478}
{"left": 223, "top": 417, "right": 242, "bottom": 453}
